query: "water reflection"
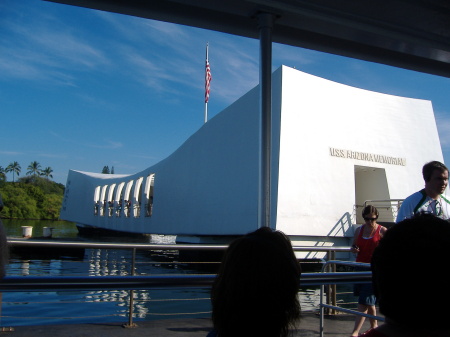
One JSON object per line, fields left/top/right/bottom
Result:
{"left": 4, "top": 237, "right": 213, "bottom": 326}
{"left": 2, "top": 219, "right": 321, "bottom": 326}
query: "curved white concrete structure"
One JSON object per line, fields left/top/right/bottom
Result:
{"left": 60, "top": 66, "right": 444, "bottom": 247}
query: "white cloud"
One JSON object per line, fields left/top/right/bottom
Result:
{"left": 0, "top": 6, "right": 109, "bottom": 85}
{"left": 48, "top": 132, "right": 123, "bottom": 150}
{"left": 0, "top": 151, "right": 24, "bottom": 156}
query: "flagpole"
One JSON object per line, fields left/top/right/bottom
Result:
{"left": 204, "top": 42, "right": 211, "bottom": 123}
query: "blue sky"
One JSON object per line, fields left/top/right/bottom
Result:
{"left": 2, "top": 0, "right": 450, "bottom": 185}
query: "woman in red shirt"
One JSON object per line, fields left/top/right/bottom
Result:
{"left": 350, "top": 205, "right": 387, "bottom": 337}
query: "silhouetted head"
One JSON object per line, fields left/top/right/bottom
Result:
{"left": 211, "top": 227, "right": 301, "bottom": 337}
{"left": 372, "top": 214, "right": 450, "bottom": 331}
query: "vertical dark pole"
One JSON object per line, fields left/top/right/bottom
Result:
{"left": 257, "top": 12, "right": 274, "bottom": 228}
{"left": 124, "top": 248, "right": 137, "bottom": 328}
{"left": 331, "top": 251, "right": 337, "bottom": 315}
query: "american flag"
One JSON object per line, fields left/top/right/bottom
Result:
{"left": 205, "top": 59, "right": 212, "bottom": 103}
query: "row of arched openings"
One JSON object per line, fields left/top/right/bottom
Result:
{"left": 93, "top": 174, "right": 155, "bottom": 218}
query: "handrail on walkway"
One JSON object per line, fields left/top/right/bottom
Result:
{"left": 319, "top": 260, "right": 384, "bottom": 337}
{"left": 0, "top": 271, "right": 372, "bottom": 292}
{"left": 5, "top": 239, "right": 360, "bottom": 330}
{"left": 6, "top": 238, "right": 352, "bottom": 253}
{"left": 0, "top": 268, "right": 374, "bottom": 333}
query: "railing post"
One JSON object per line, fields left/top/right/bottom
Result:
{"left": 325, "top": 251, "right": 332, "bottom": 315}
{"left": 331, "top": 251, "right": 337, "bottom": 315}
{"left": 324, "top": 251, "right": 337, "bottom": 315}
{"left": 319, "top": 283, "right": 325, "bottom": 337}
{"left": 325, "top": 252, "right": 330, "bottom": 315}
{"left": 123, "top": 248, "right": 137, "bottom": 328}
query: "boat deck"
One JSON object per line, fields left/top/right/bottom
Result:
{"left": 1, "top": 313, "right": 371, "bottom": 336}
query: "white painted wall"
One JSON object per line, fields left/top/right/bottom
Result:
{"left": 275, "top": 66, "right": 443, "bottom": 237}
{"left": 61, "top": 82, "right": 267, "bottom": 235}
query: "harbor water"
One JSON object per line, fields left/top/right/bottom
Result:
{"left": 1, "top": 219, "right": 323, "bottom": 327}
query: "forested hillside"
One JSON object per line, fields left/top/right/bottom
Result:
{"left": 0, "top": 176, "right": 65, "bottom": 220}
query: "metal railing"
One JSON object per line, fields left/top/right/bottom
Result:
{"left": 3, "top": 239, "right": 356, "bottom": 329}
{"left": 354, "top": 199, "right": 403, "bottom": 224}
{"left": 319, "top": 260, "right": 384, "bottom": 337}
{"left": 7, "top": 238, "right": 352, "bottom": 254}
{"left": 0, "top": 268, "right": 373, "bottom": 332}
{"left": 0, "top": 271, "right": 371, "bottom": 291}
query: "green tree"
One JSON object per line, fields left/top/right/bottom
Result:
{"left": 111, "top": 166, "right": 114, "bottom": 174}
{"left": 0, "top": 166, "right": 6, "bottom": 181}
{"left": 40, "top": 194, "right": 63, "bottom": 220}
{"left": 19, "top": 176, "right": 64, "bottom": 194}
{"left": 1, "top": 177, "right": 64, "bottom": 219}
{"left": 0, "top": 184, "right": 38, "bottom": 219}
{"left": 21, "top": 183, "right": 45, "bottom": 210}
{"left": 27, "top": 161, "right": 42, "bottom": 179}
{"left": 41, "top": 167, "right": 53, "bottom": 180}
{"left": 6, "top": 161, "right": 21, "bottom": 182}
{"left": 102, "top": 166, "right": 110, "bottom": 174}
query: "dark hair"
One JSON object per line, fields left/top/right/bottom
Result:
{"left": 211, "top": 227, "right": 301, "bottom": 337}
{"left": 362, "top": 204, "right": 379, "bottom": 218}
{"left": 422, "top": 161, "right": 448, "bottom": 182}
{"left": 371, "top": 214, "right": 450, "bottom": 330}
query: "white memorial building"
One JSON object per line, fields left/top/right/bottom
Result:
{"left": 60, "top": 66, "right": 444, "bottom": 251}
